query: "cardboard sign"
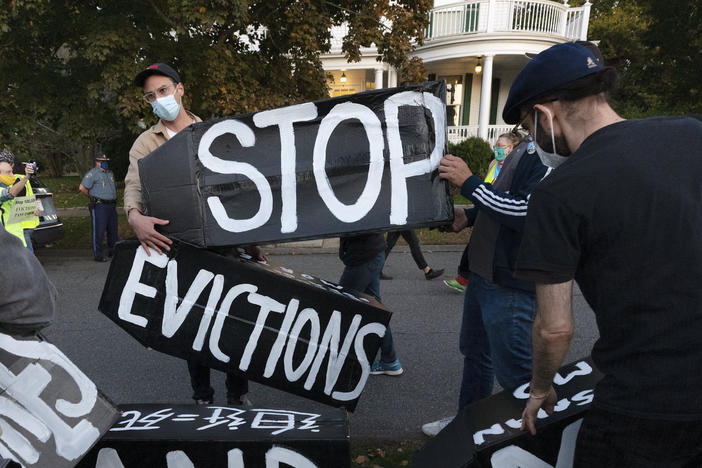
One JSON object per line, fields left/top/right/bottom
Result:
{"left": 77, "top": 403, "right": 349, "bottom": 468}
{"left": 139, "top": 81, "right": 451, "bottom": 247}
{"left": 7, "top": 195, "right": 37, "bottom": 224}
{"left": 0, "top": 333, "right": 119, "bottom": 468}
{"left": 413, "top": 358, "right": 603, "bottom": 468}
{"left": 99, "top": 240, "right": 392, "bottom": 411}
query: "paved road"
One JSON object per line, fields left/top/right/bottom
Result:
{"left": 37, "top": 246, "right": 598, "bottom": 440}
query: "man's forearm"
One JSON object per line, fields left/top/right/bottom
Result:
{"left": 530, "top": 281, "right": 574, "bottom": 393}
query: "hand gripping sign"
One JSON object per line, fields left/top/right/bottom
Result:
{"left": 138, "top": 81, "right": 451, "bottom": 247}
{"left": 99, "top": 241, "right": 392, "bottom": 411}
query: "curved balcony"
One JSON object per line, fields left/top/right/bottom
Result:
{"left": 425, "top": 0, "right": 591, "bottom": 42}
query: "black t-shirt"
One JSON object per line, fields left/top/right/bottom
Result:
{"left": 339, "top": 232, "right": 386, "bottom": 267}
{"left": 516, "top": 117, "right": 702, "bottom": 420}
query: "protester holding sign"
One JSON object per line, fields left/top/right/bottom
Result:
{"left": 422, "top": 131, "right": 547, "bottom": 436}
{"left": 501, "top": 42, "right": 702, "bottom": 465}
{"left": 0, "top": 149, "right": 38, "bottom": 249}
{"left": 125, "top": 63, "right": 255, "bottom": 406}
{"left": 80, "top": 155, "right": 118, "bottom": 262}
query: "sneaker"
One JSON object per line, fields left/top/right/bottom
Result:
{"left": 422, "top": 416, "right": 454, "bottom": 437}
{"left": 380, "top": 271, "right": 393, "bottom": 280}
{"left": 444, "top": 279, "right": 466, "bottom": 292}
{"left": 424, "top": 268, "right": 444, "bottom": 280}
{"left": 194, "top": 398, "right": 213, "bottom": 405}
{"left": 370, "top": 359, "right": 403, "bottom": 376}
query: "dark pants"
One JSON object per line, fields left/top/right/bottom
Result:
{"left": 574, "top": 406, "right": 702, "bottom": 467}
{"left": 188, "top": 358, "right": 249, "bottom": 402}
{"left": 385, "top": 230, "right": 428, "bottom": 270}
{"left": 90, "top": 202, "right": 117, "bottom": 260}
{"left": 457, "top": 243, "right": 470, "bottom": 277}
{"left": 339, "top": 251, "right": 396, "bottom": 363}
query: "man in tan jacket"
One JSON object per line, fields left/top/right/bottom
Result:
{"left": 125, "top": 63, "right": 253, "bottom": 406}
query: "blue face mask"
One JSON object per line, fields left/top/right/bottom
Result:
{"left": 100, "top": 162, "right": 108, "bottom": 170}
{"left": 493, "top": 146, "right": 506, "bottom": 162}
{"left": 151, "top": 90, "right": 181, "bottom": 121}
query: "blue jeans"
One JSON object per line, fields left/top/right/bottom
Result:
{"left": 23, "top": 229, "right": 34, "bottom": 253}
{"left": 339, "top": 251, "right": 396, "bottom": 363}
{"left": 458, "top": 273, "right": 535, "bottom": 410}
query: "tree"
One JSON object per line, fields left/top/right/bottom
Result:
{"left": 0, "top": 0, "right": 431, "bottom": 177}
{"left": 580, "top": 0, "right": 702, "bottom": 117}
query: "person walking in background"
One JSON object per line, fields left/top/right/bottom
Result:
{"left": 79, "top": 155, "right": 118, "bottom": 262}
{"left": 444, "top": 133, "right": 521, "bottom": 293}
{"left": 338, "top": 232, "right": 403, "bottom": 376}
{"left": 381, "top": 229, "right": 443, "bottom": 280}
{"left": 0, "top": 150, "right": 38, "bottom": 250}
{"left": 126, "top": 62, "right": 257, "bottom": 406}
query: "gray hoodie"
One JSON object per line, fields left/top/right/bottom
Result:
{"left": 0, "top": 228, "right": 56, "bottom": 334}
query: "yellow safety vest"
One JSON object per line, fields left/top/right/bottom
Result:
{"left": 0, "top": 196, "right": 26, "bottom": 247}
{"left": 20, "top": 177, "right": 40, "bottom": 230}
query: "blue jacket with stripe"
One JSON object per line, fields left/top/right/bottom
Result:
{"left": 461, "top": 149, "right": 548, "bottom": 293}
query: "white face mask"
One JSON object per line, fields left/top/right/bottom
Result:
{"left": 533, "top": 108, "right": 569, "bottom": 169}
{"left": 151, "top": 88, "right": 181, "bottom": 121}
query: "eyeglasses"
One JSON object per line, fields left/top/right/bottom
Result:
{"left": 142, "top": 83, "right": 176, "bottom": 103}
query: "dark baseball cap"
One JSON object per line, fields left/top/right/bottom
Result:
{"left": 526, "top": 40, "right": 604, "bottom": 65}
{"left": 503, "top": 42, "right": 603, "bottom": 124}
{"left": 133, "top": 63, "right": 181, "bottom": 87}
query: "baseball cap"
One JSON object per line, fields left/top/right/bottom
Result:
{"left": 503, "top": 42, "right": 603, "bottom": 124}
{"left": 133, "top": 63, "right": 181, "bottom": 87}
{"left": 95, "top": 154, "right": 110, "bottom": 161}
{"left": 525, "top": 40, "right": 604, "bottom": 64}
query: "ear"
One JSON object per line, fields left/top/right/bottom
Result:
{"left": 533, "top": 103, "right": 557, "bottom": 132}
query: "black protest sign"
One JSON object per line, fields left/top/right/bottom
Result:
{"left": 413, "top": 358, "right": 603, "bottom": 468}
{"left": 139, "top": 81, "right": 451, "bottom": 247}
{"left": 78, "top": 403, "right": 349, "bottom": 468}
{"left": 0, "top": 333, "right": 119, "bottom": 468}
{"left": 99, "top": 240, "right": 391, "bottom": 411}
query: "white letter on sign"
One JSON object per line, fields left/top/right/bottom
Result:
{"left": 198, "top": 119, "right": 273, "bottom": 232}
{"left": 254, "top": 103, "right": 318, "bottom": 234}
{"left": 118, "top": 246, "right": 169, "bottom": 327}
{"left": 313, "top": 102, "right": 384, "bottom": 223}
{"left": 384, "top": 91, "right": 446, "bottom": 225}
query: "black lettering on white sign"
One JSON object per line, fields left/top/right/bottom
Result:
{"left": 99, "top": 241, "right": 391, "bottom": 410}
{"left": 139, "top": 81, "right": 452, "bottom": 247}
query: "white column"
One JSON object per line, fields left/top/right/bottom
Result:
{"left": 478, "top": 55, "right": 494, "bottom": 141}
{"left": 388, "top": 68, "right": 398, "bottom": 88}
{"left": 486, "top": 0, "right": 497, "bottom": 33}
{"left": 580, "top": 1, "right": 592, "bottom": 40}
{"left": 375, "top": 68, "right": 384, "bottom": 89}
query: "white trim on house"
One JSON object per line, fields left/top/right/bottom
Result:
{"left": 320, "top": 0, "right": 591, "bottom": 144}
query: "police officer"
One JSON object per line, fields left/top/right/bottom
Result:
{"left": 79, "top": 155, "right": 118, "bottom": 262}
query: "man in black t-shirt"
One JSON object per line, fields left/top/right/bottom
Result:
{"left": 502, "top": 42, "right": 702, "bottom": 464}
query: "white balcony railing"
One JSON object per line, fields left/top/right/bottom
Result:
{"left": 426, "top": 0, "right": 590, "bottom": 41}
{"left": 448, "top": 125, "right": 514, "bottom": 145}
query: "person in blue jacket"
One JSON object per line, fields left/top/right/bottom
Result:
{"left": 422, "top": 137, "right": 548, "bottom": 436}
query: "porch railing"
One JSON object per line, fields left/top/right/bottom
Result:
{"left": 448, "top": 125, "right": 514, "bottom": 145}
{"left": 426, "top": 0, "right": 590, "bottom": 42}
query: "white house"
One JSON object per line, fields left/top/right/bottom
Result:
{"left": 321, "top": 0, "right": 592, "bottom": 145}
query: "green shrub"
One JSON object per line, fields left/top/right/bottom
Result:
{"left": 448, "top": 136, "right": 493, "bottom": 180}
